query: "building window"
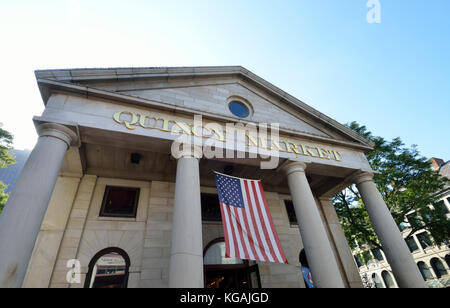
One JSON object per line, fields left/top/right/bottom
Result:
{"left": 417, "top": 261, "right": 434, "bottom": 280}
{"left": 371, "top": 248, "right": 384, "bottom": 261}
{"left": 201, "top": 193, "right": 222, "bottom": 221}
{"left": 430, "top": 258, "right": 448, "bottom": 278}
{"left": 228, "top": 101, "right": 250, "bottom": 118}
{"left": 204, "top": 241, "right": 243, "bottom": 265}
{"left": 99, "top": 186, "right": 140, "bottom": 218}
{"left": 405, "top": 237, "right": 419, "bottom": 253}
{"left": 284, "top": 200, "right": 297, "bottom": 225}
{"left": 434, "top": 200, "right": 449, "bottom": 215}
{"left": 372, "top": 273, "right": 383, "bottom": 288}
{"left": 362, "top": 251, "right": 372, "bottom": 264}
{"left": 406, "top": 212, "right": 420, "bottom": 228}
{"left": 354, "top": 255, "right": 363, "bottom": 268}
{"left": 381, "top": 271, "right": 396, "bottom": 288}
{"left": 84, "top": 247, "right": 130, "bottom": 288}
{"left": 416, "top": 232, "right": 433, "bottom": 250}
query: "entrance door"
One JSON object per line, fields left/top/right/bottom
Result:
{"left": 203, "top": 239, "right": 261, "bottom": 288}
{"left": 204, "top": 264, "right": 261, "bottom": 288}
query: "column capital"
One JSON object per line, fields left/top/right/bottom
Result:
{"left": 171, "top": 141, "right": 203, "bottom": 160}
{"left": 283, "top": 161, "right": 307, "bottom": 176}
{"left": 36, "top": 123, "right": 79, "bottom": 148}
{"left": 353, "top": 172, "right": 375, "bottom": 186}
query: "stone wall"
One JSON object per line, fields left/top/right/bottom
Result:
{"left": 25, "top": 177, "right": 354, "bottom": 288}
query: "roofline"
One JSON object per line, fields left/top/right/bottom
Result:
{"left": 34, "top": 66, "right": 375, "bottom": 150}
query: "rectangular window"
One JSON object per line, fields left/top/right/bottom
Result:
{"left": 284, "top": 200, "right": 297, "bottom": 225}
{"left": 371, "top": 248, "right": 384, "bottom": 261}
{"left": 201, "top": 193, "right": 221, "bottom": 222}
{"left": 362, "top": 251, "right": 372, "bottom": 264}
{"left": 354, "top": 255, "right": 362, "bottom": 267}
{"left": 406, "top": 213, "right": 421, "bottom": 228}
{"left": 434, "top": 200, "right": 449, "bottom": 215}
{"left": 405, "top": 237, "right": 419, "bottom": 252}
{"left": 416, "top": 232, "right": 433, "bottom": 250}
{"left": 99, "top": 186, "right": 140, "bottom": 218}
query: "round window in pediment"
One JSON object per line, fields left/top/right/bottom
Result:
{"left": 228, "top": 100, "right": 250, "bottom": 118}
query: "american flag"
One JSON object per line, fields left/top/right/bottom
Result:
{"left": 213, "top": 172, "right": 288, "bottom": 264}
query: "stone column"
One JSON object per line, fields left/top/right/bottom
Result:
{"left": 168, "top": 147, "right": 203, "bottom": 288}
{"left": 0, "top": 123, "right": 78, "bottom": 288}
{"left": 354, "top": 172, "right": 426, "bottom": 288}
{"left": 284, "top": 162, "right": 345, "bottom": 288}
{"left": 318, "top": 198, "right": 364, "bottom": 288}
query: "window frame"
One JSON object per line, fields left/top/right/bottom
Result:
{"left": 416, "top": 232, "right": 433, "bottom": 250}
{"left": 84, "top": 247, "right": 131, "bottom": 288}
{"left": 99, "top": 185, "right": 140, "bottom": 218}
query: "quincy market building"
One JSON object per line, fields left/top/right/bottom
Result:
{"left": 0, "top": 67, "right": 427, "bottom": 288}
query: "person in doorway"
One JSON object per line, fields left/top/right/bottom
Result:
{"left": 299, "top": 249, "right": 315, "bottom": 288}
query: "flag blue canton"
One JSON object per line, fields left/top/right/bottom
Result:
{"left": 214, "top": 173, "right": 245, "bottom": 208}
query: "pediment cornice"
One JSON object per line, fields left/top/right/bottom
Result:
{"left": 35, "top": 66, "right": 374, "bottom": 151}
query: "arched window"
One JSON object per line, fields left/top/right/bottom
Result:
{"left": 204, "top": 240, "right": 244, "bottom": 265}
{"left": 203, "top": 238, "right": 260, "bottom": 288}
{"left": 84, "top": 247, "right": 130, "bottom": 288}
{"left": 430, "top": 258, "right": 448, "bottom": 278}
{"left": 371, "top": 273, "right": 383, "bottom": 288}
{"left": 417, "top": 261, "right": 434, "bottom": 280}
{"left": 445, "top": 254, "right": 450, "bottom": 269}
{"left": 381, "top": 270, "right": 396, "bottom": 288}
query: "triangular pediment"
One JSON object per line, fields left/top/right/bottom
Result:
{"left": 35, "top": 66, "right": 374, "bottom": 151}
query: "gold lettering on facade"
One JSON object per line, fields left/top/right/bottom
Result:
{"left": 113, "top": 111, "right": 138, "bottom": 130}
{"left": 112, "top": 111, "right": 345, "bottom": 162}
{"left": 246, "top": 134, "right": 259, "bottom": 147}
{"left": 138, "top": 114, "right": 155, "bottom": 129}
{"left": 271, "top": 140, "right": 287, "bottom": 152}
{"left": 316, "top": 147, "right": 331, "bottom": 159}
{"left": 258, "top": 138, "right": 273, "bottom": 150}
{"left": 154, "top": 117, "right": 171, "bottom": 132}
{"left": 332, "top": 150, "right": 343, "bottom": 161}
{"left": 172, "top": 120, "right": 192, "bottom": 135}
{"left": 283, "top": 141, "right": 302, "bottom": 155}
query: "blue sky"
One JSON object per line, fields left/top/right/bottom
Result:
{"left": 0, "top": 0, "right": 449, "bottom": 160}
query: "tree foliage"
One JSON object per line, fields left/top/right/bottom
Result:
{"left": 333, "top": 122, "right": 450, "bottom": 253}
{"left": 0, "top": 126, "right": 15, "bottom": 212}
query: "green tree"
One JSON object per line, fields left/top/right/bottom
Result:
{"left": 0, "top": 125, "right": 15, "bottom": 213}
{"left": 333, "top": 122, "right": 450, "bottom": 254}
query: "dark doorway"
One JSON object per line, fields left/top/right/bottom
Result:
{"left": 205, "top": 264, "right": 261, "bottom": 288}
{"left": 203, "top": 238, "right": 261, "bottom": 288}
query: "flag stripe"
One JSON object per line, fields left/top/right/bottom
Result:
{"left": 234, "top": 205, "right": 254, "bottom": 260}
{"left": 221, "top": 202, "right": 235, "bottom": 258}
{"left": 245, "top": 180, "right": 274, "bottom": 262}
{"left": 228, "top": 204, "right": 244, "bottom": 259}
{"left": 219, "top": 202, "right": 232, "bottom": 258}
{"left": 233, "top": 206, "right": 251, "bottom": 260}
{"left": 241, "top": 181, "right": 265, "bottom": 261}
{"left": 250, "top": 180, "right": 277, "bottom": 262}
{"left": 243, "top": 180, "right": 270, "bottom": 262}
